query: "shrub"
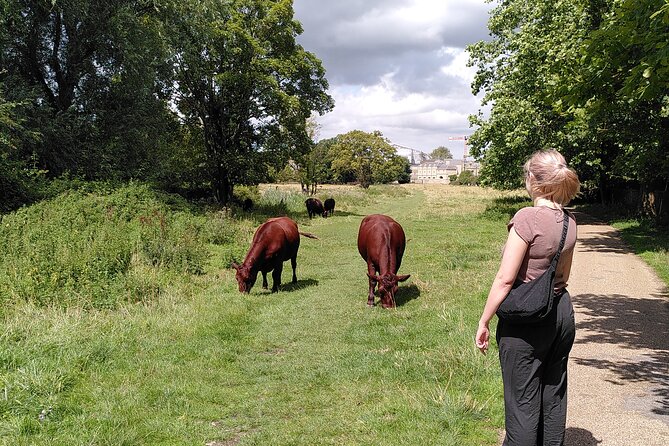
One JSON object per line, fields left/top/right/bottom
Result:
{"left": 451, "top": 170, "right": 479, "bottom": 186}
{"left": 0, "top": 184, "right": 209, "bottom": 311}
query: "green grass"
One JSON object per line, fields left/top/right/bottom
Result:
{"left": 611, "top": 219, "right": 669, "bottom": 286}
{"left": 0, "top": 184, "right": 534, "bottom": 445}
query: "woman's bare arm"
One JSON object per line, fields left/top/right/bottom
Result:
{"left": 475, "top": 228, "right": 528, "bottom": 354}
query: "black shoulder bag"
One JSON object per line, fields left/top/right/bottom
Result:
{"left": 496, "top": 210, "right": 569, "bottom": 324}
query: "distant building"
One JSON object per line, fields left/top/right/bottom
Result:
{"left": 410, "top": 159, "right": 480, "bottom": 184}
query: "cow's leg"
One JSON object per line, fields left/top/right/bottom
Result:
{"left": 366, "top": 264, "right": 377, "bottom": 306}
{"left": 262, "top": 271, "right": 268, "bottom": 290}
{"left": 291, "top": 255, "right": 298, "bottom": 283}
{"left": 271, "top": 263, "right": 283, "bottom": 292}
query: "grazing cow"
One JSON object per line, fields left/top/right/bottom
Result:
{"left": 305, "top": 197, "right": 324, "bottom": 218}
{"left": 357, "top": 214, "right": 410, "bottom": 308}
{"left": 323, "top": 198, "right": 335, "bottom": 217}
{"left": 232, "top": 217, "right": 317, "bottom": 293}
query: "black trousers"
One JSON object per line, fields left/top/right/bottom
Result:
{"left": 496, "top": 291, "right": 576, "bottom": 446}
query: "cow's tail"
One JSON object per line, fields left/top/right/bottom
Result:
{"left": 299, "top": 231, "right": 319, "bottom": 240}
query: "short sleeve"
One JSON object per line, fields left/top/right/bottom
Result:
{"left": 507, "top": 207, "right": 535, "bottom": 244}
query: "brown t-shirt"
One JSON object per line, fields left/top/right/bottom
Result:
{"left": 507, "top": 206, "right": 577, "bottom": 291}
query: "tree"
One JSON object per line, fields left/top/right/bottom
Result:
{"left": 451, "top": 170, "right": 479, "bottom": 186}
{"left": 295, "top": 115, "right": 326, "bottom": 194}
{"left": 467, "top": 0, "right": 669, "bottom": 212}
{"left": 564, "top": 0, "right": 669, "bottom": 201}
{"left": 396, "top": 156, "right": 412, "bottom": 184}
{"left": 170, "top": 0, "right": 334, "bottom": 204}
{"left": 329, "top": 130, "right": 407, "bottom": 188}
{"left": 467, "top": 0, "right": 597, "bottom": 189}
{"left": 431, "top": 146, "right": 453, "bottom": 160}
{"left": 0, "top": 0, "right": 177, "bottom": 179}
{"left": 0, "top": 83, "right": 42, "bottom": 210}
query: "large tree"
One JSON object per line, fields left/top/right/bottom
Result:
{"left": 430, "top": 146, "right": 453, "bottom": 160}
{"left": 467, "top": 0, "right": 601, "bottom": 189}
{"left": 329, "top": 130, "right": 408, "bottom": 188}
{"left": 0, "top": 0, "right": 177, "bottom": 179}
{"left": 171, "top": 0, "right": 333, "bottom": 204}
{"left": 468, "top": 0, "right": 669, "bottom": 211}
{"left": 564, "top": 0, "right": 669, "bottom": 201}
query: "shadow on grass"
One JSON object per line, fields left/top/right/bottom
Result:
{"left": 243, "top": 202, "right": 300, "bottom": 221}
{"left": 395, "top": 283, "right": 421, "bottom": 307}
{"left": 323, "top": 210, "right": 364, "bottom": 218}
{"left": 565, "top": 427, "right": 602, "bottom": 445}
{"left": 280, "top": 278, "right": 319, "bottom": 292}
{"left": 481, "top": 195, "right": 531, "bottom": 221}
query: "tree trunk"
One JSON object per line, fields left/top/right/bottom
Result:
{"left": 212, "top": 166, "right": 234, "bottom": 206}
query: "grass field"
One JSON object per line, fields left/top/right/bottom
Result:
{"left": 0, "top": 184, "right": 535, "bottom": 445}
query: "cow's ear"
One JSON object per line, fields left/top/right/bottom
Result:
{"left": 367, "top": 273, "right": 380, "bottom": 281}
{"left": 396, "top": 274, "right": 411, "bottom": 282}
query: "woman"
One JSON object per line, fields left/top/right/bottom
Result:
{"left": 475, "top": 149, "right": 581, "bottom": 445}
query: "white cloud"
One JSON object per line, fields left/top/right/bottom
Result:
{"left": 293, "top": 0, "right": 492, "bottom": 157}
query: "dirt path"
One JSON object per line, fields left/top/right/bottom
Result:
{"left": 565, "top": 213, "right": 669, "bottom": 445}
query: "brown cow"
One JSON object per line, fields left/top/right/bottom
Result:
{"left": 357, "top": 214, "right": 410, "bottom": 308}
{"left": 232, "top": 217, "right": 317, "bottom": 293}
{"left": 305, "top": 197, "right": 324, "bottom": 218}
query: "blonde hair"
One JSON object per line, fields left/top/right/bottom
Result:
{"left": 524, "top": 149, "right": 580, "bottom": 205}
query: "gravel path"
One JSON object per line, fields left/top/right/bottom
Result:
{"left": 564, "top": 212, "right": 669, "bottom": 445}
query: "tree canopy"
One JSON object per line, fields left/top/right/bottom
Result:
{"left": 170, "top": 0, "right": 333, "bottom": 203}
{"left": 329, "top": 130, "right": 409, "bottom": 188}
{"left": 0, "top": 0, "right": 333, "bottom": 207}
{"left": 468, "top": 0, "right": 669, "bottom": 211}
{"left": 431, "top": 146, "right": 453, "bottom": 160}
{"left": 0, "top": 0, "right": 177, "bottom": 179}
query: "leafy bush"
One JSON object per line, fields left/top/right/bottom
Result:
{"left": 0, "top": 184, "right": 210, "bottom": 310}
{"left": 232, "top": 185, "right": 261, "bottom": 206}
{"left": 451, "top": 170, "right": 480, "bottom": 186}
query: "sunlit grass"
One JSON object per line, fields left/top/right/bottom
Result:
{"left": 0, "top": 184, "right": 534, "bottom": 445}
{"left": 610, "top": 219, "right": 669, "bottom": 286}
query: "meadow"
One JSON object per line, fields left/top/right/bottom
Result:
{"left": 0, "top": 183, "right": 571, "bottom": 445}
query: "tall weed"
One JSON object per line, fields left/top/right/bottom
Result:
{"left": 0, "top": 184, "right": 221, "bottom": 311}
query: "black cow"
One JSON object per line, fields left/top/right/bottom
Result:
{"left": 323, "top": 198, "right": 335, "bottom": 217}
{"left": 305, "top": 197, "right": 324, "bottom": 218}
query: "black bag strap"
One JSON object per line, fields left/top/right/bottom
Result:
{"left": 550, "top": 210, "right": 570, "bottom": 268}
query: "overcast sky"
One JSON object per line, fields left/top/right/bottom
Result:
{"left": 292, "top": 0, "right": 493, "bottom": 159}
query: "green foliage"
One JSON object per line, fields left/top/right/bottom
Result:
{"left": 330, "top": 130, "right": 409, "bottom": 187}
{"left": 468, "top": 0, "right": 669, "bottom": 208}
{"left": 170, "top": 0, "right": 334, "bottom": 204}
{"left": 0, "top": 0, "right": 179, "bottom": 182}
{"left": 450, "top": 170, "right": 480, "bottom": 186}
{"left": 431, "top": 146, "right": 454, "bottom": 160}
{"left": 0, "top": 184, "right": 224, "bottom": 311}
{"left": 397, "top": 156, "right": 412, "bottom": 184}
{"left": 275, "top": 163, "right": 300, "bottom": 183}
{"left": 0, "top": 81, "right": 44, "bottom": 211}
{"left": 292, "top": 116, "right": 331, "bottom": 193}
{"left": 232, "top": 185, "right": 262, "bottom": 205}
